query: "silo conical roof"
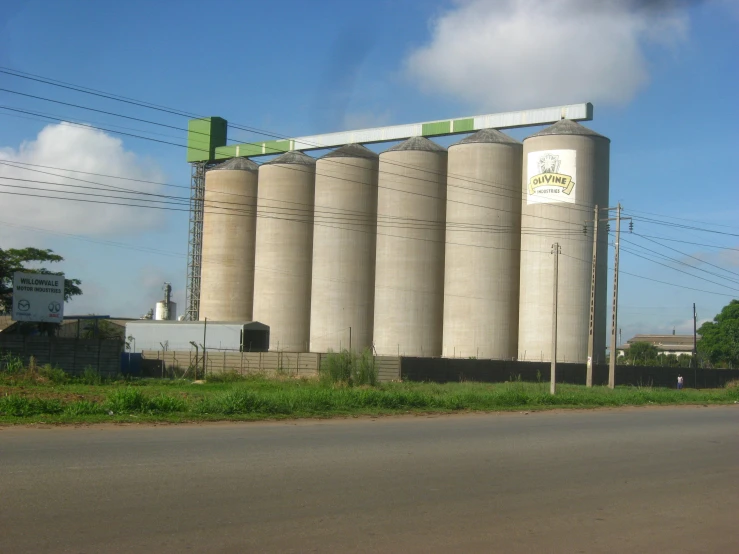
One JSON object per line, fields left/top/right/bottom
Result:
{"left": 451, "top": 128, "right": 520, "bottom": 147}
{"left": 321, "top": 143, "right": 378, "bottom": 160}
{"left": 527, "top": 119, "right": 609, "bottom": 141}
{"left": 263, "top": 150, "right": 317, "bottom": 166}
{"left": 385, "top": 136, "right": 447, "bottom": 153}
{"left": 209, "top": 157, "right": 259, "bottom": 171}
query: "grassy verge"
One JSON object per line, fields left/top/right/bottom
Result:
{"left": 1, "top": 371, "right": 737, "bottom": 425}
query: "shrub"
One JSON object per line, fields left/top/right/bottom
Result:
{"left": 207, "top": 371, "right": 248, "bottom": 383}
{"left": 320, "top": 349, "right": 378, "bottom": 387}
{"left": 353, "top": 349, "right": 377, "bottom": 387}
{"left": 104, "top": 388, "right": 187, "bottom": 414}
{"left": 38, "top": 364, "right": 68, "bottom": 384}
{"left": 0, "top": 395, "right": 64, "bottom": 416}
{"left": 320, "top": 350, "right": 353, "bottom": 384}
{"left": 80, "top": 366, "right": 103, "bottom": 385}
{"left": 0, "top": 353, "right": 26, "bottom": 375}
{"left": 65, "top": 400, "right": 105, "bottom": 416}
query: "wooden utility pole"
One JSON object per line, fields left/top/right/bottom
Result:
{"left": 551, "top": 243, "right": 561, "bottom": 395}
{"left": 586, "top": 205, "right": 599, "bottom": 387}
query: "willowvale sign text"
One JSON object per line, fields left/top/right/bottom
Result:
{"left": 12, "top": 271, "right": 65, "bottom": 323}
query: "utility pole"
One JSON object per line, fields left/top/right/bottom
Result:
{"left": 602, "top": 204, "right": 631, "bottom": 389}
{"left": 551, "top": 243, "right": 561, "bottom": 395}
{"left": 586, "top": 205, "right": 599, "bottom": 387}
{"left": 692, "top": 303, "right": 698, "bottom": 368}
{"left": 608, "top": 205, "right": 621, "bottom": 389}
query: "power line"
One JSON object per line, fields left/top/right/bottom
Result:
{"left": 0, "top": 87, "right": 235, "bottom": 142}
{"left": 558, "top": 252, "right": 737, "bottom": 298}
{"left": 619, "top": 236, "right": 739, "bottom": 286}
{"left": 618, "top": 245, "right": 739, "bottom": 294}
{"left": 0, "top": 105, "right": 194, "bottom": 142}
{"left": 0, "top": 66, "right": 598, "bottom": 220}
{"left": 632, "top": 233, "right": 739, "bottom": 280}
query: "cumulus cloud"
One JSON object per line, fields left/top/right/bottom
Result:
{"left": 0, "top": 123, "right": 166, "bottom": 237}
{"left": 405, "top": 0, "right": 692, "bottom": 110}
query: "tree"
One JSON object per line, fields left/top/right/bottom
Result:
{"left": 697, "top": 300, "right": 739, "bottom": 368}
{"left": 624, "top": 341, "right": 659, "bottom": 366}
{"left": 0, "top": 247, "right": 83, "bottom": 315}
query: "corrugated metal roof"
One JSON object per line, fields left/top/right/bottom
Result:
{"left": 528, "top": 119, "right": 609, "bottom": 141}
{"left": 384, "top": 136, "right": 446, "bottom": 153}
{"left": 263, "top": 151, "right": 316, "bottom": 166}
{"left": 451, "top": 128, "right": 521, "bottom": 147}
{"left": 209, "top": 157, "right": 259, "bottom": 171}
{"left": 626, "top": 334, "right": 696, "bottom": 345}
{"left": 321, "top": 143, "right": 378, "bottom": 160}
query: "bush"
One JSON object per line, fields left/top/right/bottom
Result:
{"left": 38, "top": 364, "right": 68, "bottom": 384}
{"left": 0, "top": 353, "right": 25, "bottom": 374}
{"left": 65, "top": 400, "right": 106, "bottom": 416}
{"left": 104, "top": 388, "right": 186, "bottom": 414}
{"left": 207, "top": 371, "right": 249, "bottom": 383}
{"left": 80, "top": 366, "right": 103, "bottom": 385}
{"left": 354, "top": 349, "right": 377, "bottom": 387}
{"left": 0, "top": 395, "right": 64, "bottom": 416}
{"left": 319, "top": 349, "right": 378, "bottom": 387}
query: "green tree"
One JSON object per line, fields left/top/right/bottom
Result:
{"left": 697, "top": 300, "right": 739, "bottom": 368}
{"left": 0, "top": 247, "right": 83, "bottom": 315}
{"left": 624, "top": 341, "right": 659, "bottom": 366}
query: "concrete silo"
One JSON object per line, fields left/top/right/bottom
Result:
{"left": 373, "top": 137, "right": 447, "bottom": 357}
{"left": 199, "top": 157, "right": 259, "bottom": 321}
{"left": 310, "top": 144, "right": 379, "bottom": 353}
{"left": 252, "top": 151, "right": 316, "bottom": 351}
{"left": 518, "top": 120, "right": 610, "bottom": 363}
{"left": 443, "top": 129, "right": 522, "bottom": 359}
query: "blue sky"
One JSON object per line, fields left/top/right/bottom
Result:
{"left": 0, "top": 0, "right": 737, "bottom": 343}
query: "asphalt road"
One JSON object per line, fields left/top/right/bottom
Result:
{"left": 1, "top": 407, "right": 737, "bottom": 553}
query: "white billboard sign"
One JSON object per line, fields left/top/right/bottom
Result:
{"left": 12, "top": 272, "right": 65, "bottom": 323}
{"left": 526, "top": 149, "right": 577, "bottom": 205}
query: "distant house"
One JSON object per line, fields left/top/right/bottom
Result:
{"left": 618, "top": 334, "right": 696, "bottom": 358}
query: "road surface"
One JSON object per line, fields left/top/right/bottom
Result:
{"left": 1, "top": 406, "right": 737, "bottom": 553}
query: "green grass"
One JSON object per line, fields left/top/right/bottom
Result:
{"left": 1, "top": 369, "right": 737, "bottom": 424}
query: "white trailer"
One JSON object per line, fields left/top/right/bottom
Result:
{"left": 125, "top": 321, "right": 269, "bottom": 352}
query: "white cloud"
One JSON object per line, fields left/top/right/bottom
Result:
{"left": 405, "top": 0, "right": 691, "bottom": 111}
{"left": 0, "top": 123, "right": 166, "bottom": 237}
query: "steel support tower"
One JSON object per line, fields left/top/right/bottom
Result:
{"left": 185, "top": 162, "right": 207, "bottom": 321}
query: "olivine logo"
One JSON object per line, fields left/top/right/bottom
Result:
{"left": 527, "top": 149, "right": 577, "bottom": 205}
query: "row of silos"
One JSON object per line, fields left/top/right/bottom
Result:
{"left": 197, "top": 119, "right": 610, "bottom": 363}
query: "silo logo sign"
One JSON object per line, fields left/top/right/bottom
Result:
{"left": 527, "top": 149, "right": 577, "bottom": 205}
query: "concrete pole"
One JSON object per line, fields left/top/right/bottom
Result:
{"left": 608, "top": 205, "right": 621, "bottom": 389}
{"left": 692, "top": 303, "right": 698, "bottom": 369}
{"left": 551, "top": 243, "right": 560, "bottom": 396}
{"left": 586, "top": 205, "right": 599, "bottom": 387}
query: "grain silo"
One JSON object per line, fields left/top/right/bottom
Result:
{"left": 310, "top": 144, "right": 379, "bottom": 353}
{"left": 252, "top": 151, "right": 316, "bottom": 351}
{"left": 518, "top": 120, "right": 610, "bottom": 363}
{"left": 442, "top": 129, "right": 522, "bottom": 359}
{"left": 199, "top": 157, "right": 259, "bottom": 321}
{"left": 373, "top": 137, "right": 447, "bottom": 357}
